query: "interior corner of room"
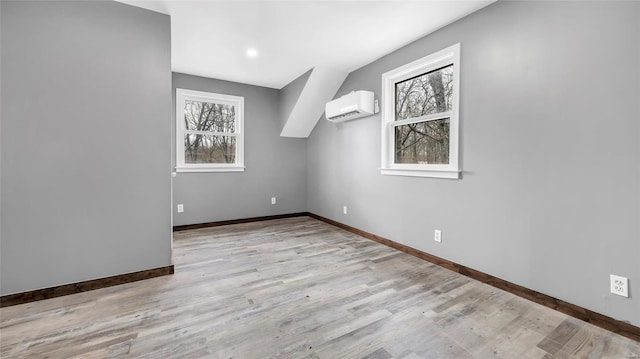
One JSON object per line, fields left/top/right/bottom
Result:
{"left": 1, "top": 0, "right": 639, "bottom": 354}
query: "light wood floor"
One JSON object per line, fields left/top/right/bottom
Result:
{"left": 1, "top": 217, "right": 639, "bottom": 358}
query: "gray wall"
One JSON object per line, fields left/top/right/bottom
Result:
{"left": 307, "top": 1, "right": 640, "bottom": 326}
{"left": 279, "top": 69, "right": 312, "bottom": 132}
{"left": 172, "top": 73, "right": 307, "bottom": 225}
{"left": 0, "top": 1, "right": 172, "bottom": 295}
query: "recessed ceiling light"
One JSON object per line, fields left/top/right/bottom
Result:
{"left": 246, "top": 48, "right": 258, "bottom": 58}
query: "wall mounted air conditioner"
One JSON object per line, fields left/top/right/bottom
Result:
{"left": 325, "top": 90, "right": 375, "bottom": 123}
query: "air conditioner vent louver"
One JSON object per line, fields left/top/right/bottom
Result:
{"left": 325, "top": 90, "right": 374, "bottom": 123}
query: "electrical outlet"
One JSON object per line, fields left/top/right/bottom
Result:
{"left": 343, "top": 206, "right": 348, "bottom": 215}
{"left": 610, "top": 274, "right": 629, "bottom": 297}
{"left": 434, "top": 229, "right": 442, "bottom": 243}
{"left": 177, "top": 204, "right": 184, "bottom": 213}
{"left": 271, "top": 197, "right": 276, "bottom": 205}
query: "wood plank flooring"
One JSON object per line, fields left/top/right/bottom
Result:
{"left": 1, "top": 217, "right": 639, "bottom": 358}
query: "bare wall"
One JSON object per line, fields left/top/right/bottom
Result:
{"left": 172, "top": 73, "right": 307, "bottom": 225}
{"left": 307, "top": 1, "right": 640, "bottom": 326}
{"left": 0, "top": 1, "right": 172, "bottom": 294}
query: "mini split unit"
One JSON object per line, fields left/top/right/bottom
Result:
{"left": 325, "top": 90, "right": 375, "bottom": 123}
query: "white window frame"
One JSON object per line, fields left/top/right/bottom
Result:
{"left": 380, "top": 43, "right": 460, "bottom": 179}
{"left": 175, "top": 88, "right": 245, "bottom": 173}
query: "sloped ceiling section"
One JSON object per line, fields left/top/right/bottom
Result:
{"left": 280, "top": 67, "right": 347, "bottom": 138}
{"left": 279, "top": 69, "right": 312, "bottom": 132}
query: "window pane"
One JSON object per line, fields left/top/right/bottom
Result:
{"left": 183, "top": 100, "right": 236, "bottom": 133}
{"left": 395, "top": 64, "right": 453, "bottom": 121}
{"left": 394, "top": 119, "right": 450, "bottom": 164}
{"left": 184, "top": 134, "right": 236, "bottom": 164}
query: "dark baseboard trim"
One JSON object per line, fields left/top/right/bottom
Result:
{"left": 172, "top": 212, "right": 310, "bottom": 231}
{"left": 0, "top": 265, "right": 174, "bottom": 308}
{"left": 307, "top": 212, "right": 640, "bottom": 342}
{"left": 7, "top": 213, "right": 636, "bottom": 341}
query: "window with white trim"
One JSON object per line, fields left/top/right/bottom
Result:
{"left": 176, "top": 88, "right": 244, "bottom": 172}
{"left": 381, "top": 43, "right": 460, "bottom": 179}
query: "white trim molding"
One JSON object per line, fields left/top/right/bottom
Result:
{"left": 380, "top": 43, "right": 461, "bottom": 179}
{"left": 175, "top": 88, "right": 245, "bottom": 173}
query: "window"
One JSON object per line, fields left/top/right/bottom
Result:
{"left": 381, "top": 43, "right": 460, "bottom": 179}
{"left": 175, "top": 88, "right": 244, "bottom": 172}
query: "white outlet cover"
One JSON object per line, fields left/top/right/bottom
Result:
{"left": 177, "top": 204, "right": 184, "bottom": 213}
{"left": 343, "top": 206, "right": 347, "bottom": 215}
{"left": 610, "top": 274, "right": 629, "bottom": 297}
{"left": 434, "top": 229, "right": 442, "bottom": 243}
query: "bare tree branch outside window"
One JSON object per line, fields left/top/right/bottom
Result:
{"left": 394, "top": 64, "right": 453, "bottom": 164}
{"left": 183, "top": 100, "right": 236, "bottom": 164}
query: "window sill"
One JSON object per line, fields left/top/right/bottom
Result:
{"left": 380, "top": 168, "right": 460, "bottom": 179}
{"left": 176, "top": 166, "right": 245, "bottom": 173}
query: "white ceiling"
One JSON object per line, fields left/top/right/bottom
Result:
{"left": 118, "top": 0, "right": 495, "bottom": 89}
